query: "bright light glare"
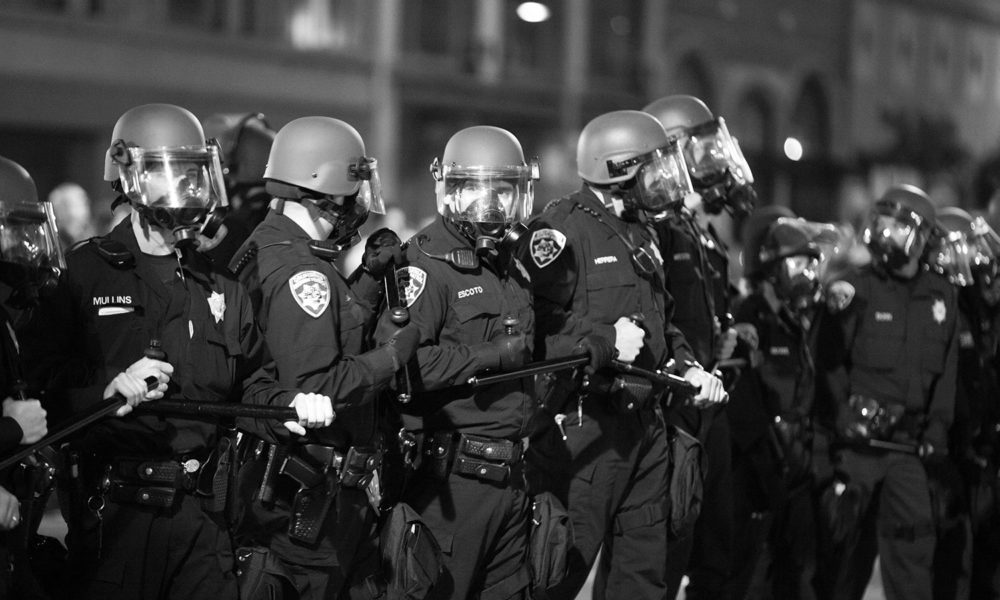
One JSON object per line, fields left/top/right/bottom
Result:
{"left": 784, "top": 137, "right": 804, "bottom": 161}
{"left": 517, "top": 2, "right": 551, "bottom": 23}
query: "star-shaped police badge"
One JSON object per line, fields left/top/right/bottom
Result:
{"left": 289, "top": 271, "right": 331, "bottom": 318}
{"left": 207, "top": 291, "right": 226, "bottom": 323}
{"left": 932, "top": 298, "right": 946, "bottom": 324}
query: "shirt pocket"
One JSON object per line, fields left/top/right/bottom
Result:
{"left": 852, "top": 319, "right": 903, "bottom": 371}
{"left": 448, "top": 294, "right": 501, "bottom": 344}
{"left": 585, "top": 267, "right": 636, "bottom": 324}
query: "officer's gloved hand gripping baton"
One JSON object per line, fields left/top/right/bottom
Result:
{"left": 0, "top": 341, "right": 297, "bottom": 471}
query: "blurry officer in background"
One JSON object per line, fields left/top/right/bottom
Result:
{"left": 932, "top": 207, "right": 1000, "bottom": 599}
{"left": 201, "top": 112, "right": 276, "bottom": 266}
{"left": 643, "top": 94, "right": 755, "bottom": 600}
{"left": 523, "top": 110, "right": 725, "bottom": 600}
{"left": 371, "top": 125, "right": 546, "bottom": 599}
{"left": 0, "top": 156, "right": 57, "bottom": 598}
{"left": 727, "top": 215, "right": 829, "bottom": 599}
{"left": 25, "top": 103, "right": 294, "bottom": 600}
{"left": 815, "top": 184, "right": 958, "bottom": 600}
{"left": 229, "top": 116, "right": 418, "bottom": 600}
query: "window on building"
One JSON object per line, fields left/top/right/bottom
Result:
{"left": 589, "top": 0, "right": 640, "bottom": 89}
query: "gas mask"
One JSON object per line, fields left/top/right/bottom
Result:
{"left": 301, "top": 157, "right": 386, "bottom": 257}
{"left": 863, "top": 205, "right": 930, "bottom": 273}
{"left": 681, "top": 118, "right": 756, "bottom": 216}
{"left": 0, "top": 200, "right": 65, "bottom": 307}
{"left": 604, "top": 140, "right": 693, "bottom": 214}
{"left": 110, "top": 139, "right": 229, "bottom": 248}
{"left": 770, "top": 254, "right": 820, "bottom": 313}
{"left": 431, "top": 158, "right": 538, "bottom": 257}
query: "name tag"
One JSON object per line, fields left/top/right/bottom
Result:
{"left": 875, "top": 312, "right": 893, "bottom": 322}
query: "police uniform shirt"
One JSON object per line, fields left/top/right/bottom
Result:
{"left": 818, "top": 263, "right": 959, "bottom": 449}
{"left": 232, "top": 211, "right": 389, "bottom": 448}
{"left": 381, "top": 217, "right": 535, "bottom": 439}
{"left": 729, "top": 293, "right": 816, "bottom": 451}
{"left": 523, "top": 186, "right": 695, "bottom": 373}
{"left": 27, "top": 217, "right": 273, "bottom": 457}
{"left": 0, "top": 310, "right": 25, "bottom": 452}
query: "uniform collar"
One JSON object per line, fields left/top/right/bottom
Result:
{"left": 417, "top": 217, "right": 474, "bottom": 255}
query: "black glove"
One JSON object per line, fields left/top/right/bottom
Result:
{"left": 363, "top": 228, "right": 403, "bottom": 277}
{"left": 382, "top": 322, "right": 420, "bottom": 368}
{"left": 471, "top": 334, "right": 528, "bottom": 372}
{"left": 573, "top": 334, "right": 615, "bottom": 375}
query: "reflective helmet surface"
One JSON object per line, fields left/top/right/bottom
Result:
{"left": 0, "top": 156, "right": 65, "bottom": 295}
{"left": 265, "top": 117, "right": 385, "bottom": 244}
{"left": 577, "top": 110, "right": 693, "bottom": 211}
{"left": 431, "top": 126, "right": 537, "bottom": 229}
{"left": 106, "top": 103, "right": 228, "bottom": 241}
{"left": 642, "top": 95, "right": 714, "bottom": 137}
{"left": 863, "top": 184, "right": 935, "bottom": 271}
{"left": 105, "top": 103, "right": 208, "bottom": 182}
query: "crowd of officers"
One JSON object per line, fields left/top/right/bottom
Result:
{"left": 0, "top": 93, "right": 993, "bottom": 600}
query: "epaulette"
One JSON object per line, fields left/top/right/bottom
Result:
{"left": 88, "top": 237, "right": 134, "bottom": 269}
{"left": 542, "top": 197, "right": 563, "bottom": 213}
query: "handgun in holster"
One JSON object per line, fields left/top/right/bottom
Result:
{"left": 282, "top": 452, "right": 336, "bottom": 545}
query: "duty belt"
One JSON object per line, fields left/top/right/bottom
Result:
{"left": 105, "top": 453, "right": 211, "bottom": 509}
{"left": 421, "top": 432, "right": 524, "bottom": 486}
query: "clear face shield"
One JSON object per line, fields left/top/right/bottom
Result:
{"left": 605, "top": 141, "right": 693, "bottom": 213}
{"left": 933, "top": 217, "right": 1000, "bottom": 304}
{"left": 110, "top": 140, "right": 229, "bottom": 245}
{"left": 863, "top": 204, "right": 930, "bottom": 272}
{"left": 319, "top": 156, "right": 386, "bottom": 249}
{"left": 0, "top": 200, "right": 65, "bottom": 304}
{"left": 432, "top": 159, "right": 539, "bottom": 253}
{"left": 682, "top": 117, "right": 756, "bottom": 215}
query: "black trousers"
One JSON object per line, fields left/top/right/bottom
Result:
{"left": 527, "top": 402, "right": 669, "bottom": 600}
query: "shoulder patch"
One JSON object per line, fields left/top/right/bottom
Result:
{"left": 826, "top": 280, "right": 855, "bottom": 314}
{"left": 288, "top": 270, "right": 330, "bottom": 318}
{"left": 530, "top": 228, "right": 567, "bottom": 269}
{"left": 397, "top": 266, "right": 427, "bottom": 308}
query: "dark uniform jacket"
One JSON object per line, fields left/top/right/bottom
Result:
{"left": 952, "top": 289, "right": 1000, "bottom": 460}
{"left": 729, "top": 293, "right": 817, "bottom": 453}
{"left": 654, "top": 210, "right": 729, "bottom": 367}
{"left": 26, "top": 217, "right": 280, "bottom": 457}
{"left": 383, "top": 217, "right": 535, "bottom": 440}
{"left": 0, "top": 311, "right": 26, "bottom": 452}
{"left": 817, "top": 263, "right": 959, "bottom": 450}
{"left": 231, "top": 211, "right": 394, "bottom": 448}
{"left": 523, "top": 186, "right": 694, "bottom": 379}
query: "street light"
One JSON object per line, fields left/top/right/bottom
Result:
{"left": 517, "top": 2, "right": 551, "bottom": 23}
{"left": 784, "top": 137, "right": 804, "bottom": 161}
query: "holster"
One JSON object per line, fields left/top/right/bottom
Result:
{"left": 585, "top": 372, "right": 660, "bottom": 414}
{"left": 235, "top": 546, "right": 294, "bottom": 600}
{"left": 277, "top": 444, "right": 382, "bottom": 545}
{"left": 772, "top": 414, "right": 814, "bottom": 481}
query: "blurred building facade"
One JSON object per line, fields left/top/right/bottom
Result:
{"left": 2, "top": 0, "right": 1000, "bottom": 230}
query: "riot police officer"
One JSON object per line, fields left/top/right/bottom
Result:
{"left": 522, "top": 110, "right": 725, "bottom": 600}
{"left": 26, "top": 103, "right": 297, "bottom": 600}
{"left": 643, "top": 94, "right": 755, "bottom": 600}
{"left": 932, "top": 207, "right": 1000, "bottom": 599}
{"left": 727, "top": 215, "right": 828, "bottom": 599}
{"left": 816, "top": 184, "right": 958, "bottom": 600}
{"left": 372, "top": 125, "right": 548, "bottom": 599}
{"left": 229, "top": 116, "right": 418, "bottom": 600}
{"left": 0, "top": 155, "right": 57, "bottom": 597}
{"left": 201, "top": 112, "right": 276, "bottom": 265}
